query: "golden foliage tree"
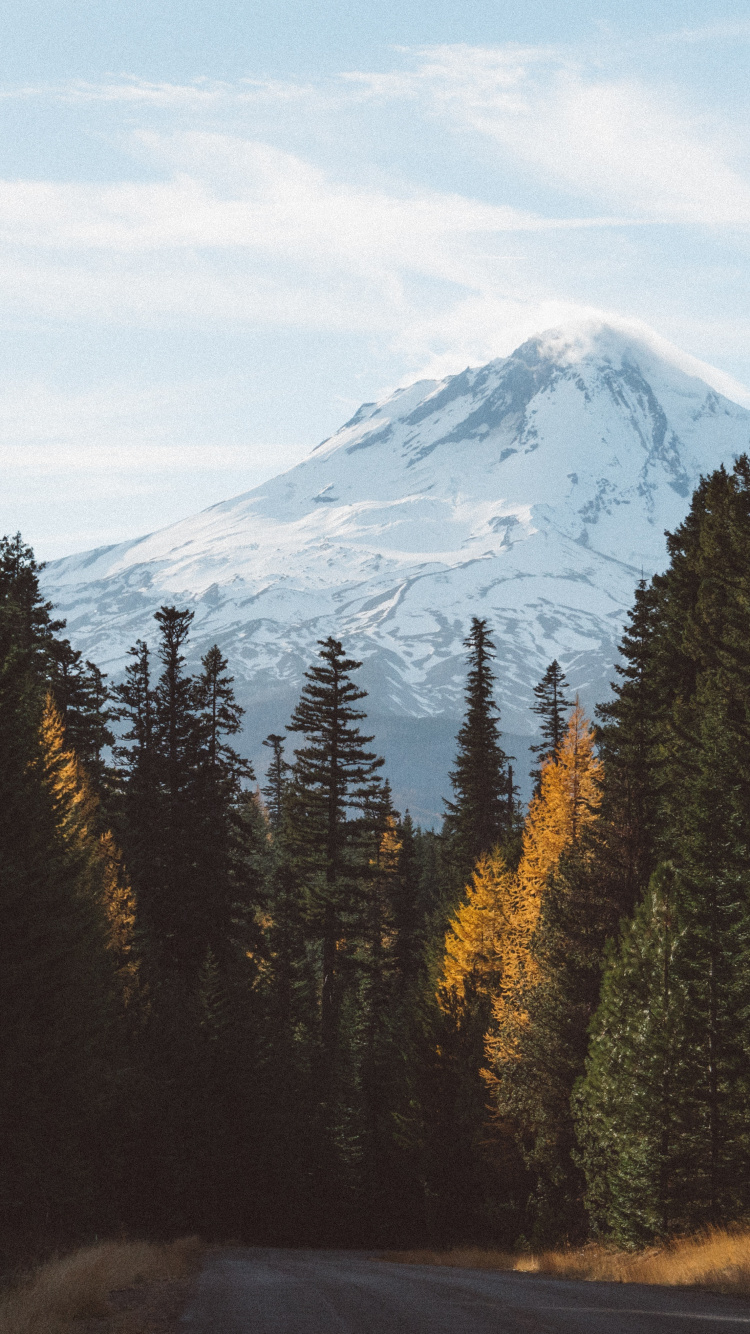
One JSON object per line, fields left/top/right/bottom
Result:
{"left": 440, "top": 850, "right": 514, "bottom": 1001}
{"left": 486, "top": 699, "right": 602, "bottom": 1065}
{"left": 41, "top": 693, "right": 138, "bottom": 997}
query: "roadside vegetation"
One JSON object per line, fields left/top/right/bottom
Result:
{"left": 0, "top": 1237, "right": 202, "bottom": 1334}
{"left": 382, "top": 1228, "right": 750, "bottom": 1298}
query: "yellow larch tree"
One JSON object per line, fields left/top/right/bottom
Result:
{"left": 486, "top": 698, "right": 602, "bottom": 1065}
{"left": 41, "top": 693, "right": 138, "bottom": 998}
{"left": 440, "top": 701, "right": 601, "bottom": 1021}
{"left": 440, "top": 850, "right": 515, "bottom": 1002}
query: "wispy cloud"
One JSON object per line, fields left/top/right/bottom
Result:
{"left": 0, "top": 130, "right": 642, "bottom": 351}
{"left": 6, "top": 43, "right": 750, "bottom": 232}
{"left": 0, "top": 75, "right": 322, "bottom": 108}
{"left": 345, "top": 45, "right": 750, "bottom": 227}
{"left": 0, "top": 135, "right": 630, "bottom": 254}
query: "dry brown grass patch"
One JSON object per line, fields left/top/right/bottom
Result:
{"left": 0, "top": 1236, "right": 203, "bottom": 1334}
{"left": 381, "top": 1227, "right": 750, "bottom": 1298}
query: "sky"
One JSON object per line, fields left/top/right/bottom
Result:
{"left": 3, "top": 1, "right": 750, "bottom": 558}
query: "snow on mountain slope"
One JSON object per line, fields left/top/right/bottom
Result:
{"left": 42, "top": 321, "right": 750, "bottom": 815}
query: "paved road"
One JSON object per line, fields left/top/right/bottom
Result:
{"left": 181, "top": 1247, "right": 750, "bottom": 1333}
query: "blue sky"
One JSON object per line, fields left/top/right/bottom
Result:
{"left": 3, "top": 1, "right": 750, "bottom": 556}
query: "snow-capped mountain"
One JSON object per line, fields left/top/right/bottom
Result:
{"left": 43, "top": 322, "right": 750, "bottom": 819}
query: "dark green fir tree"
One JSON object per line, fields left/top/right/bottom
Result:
{"left": 262, "top": 732, "right": 290, "bottom": 831}
{"left": 529, "top": 659, "right": 572, "bottom": 795}
{"left": 0, "top": 534, "right": 121, "bottom": 1247}
{"left": 286, "top": 636, "right": 385, "bottom": 1055}
{"left": 443, "top": 617, "right": 512, "bottom": 887}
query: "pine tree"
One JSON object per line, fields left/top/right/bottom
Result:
{"left": 479, "top": 704, "right": 602, "bottom": 1242}
{"left": 0, "top": 689, "right": 121, "bottom": 1242}
{"left": 490, "top": 836, "right": 626, "bottom": 1245}
{"left": 529, "top": 660, "right": 572, "bottom": 795}
{"left": 443, "top": 618, "right": 511, "bottom": 884}
{"left": 49, "top": 638, "right": 115, "bottom": 789}
{"left": 0, "top": 532, "right": 63, "bottom": 666}
{"left": 154, "top": 606, "right": 198, "bottom": 836}
{"left": 0, "top": 535, "right": 138, "bottom": 1243}
{"left": 196, "top": 644, "right": 249, "bottom": 778}
{"left": 573, "top": 459, "right": 750, "bottom": 1242}
{"left": 577, "top": 685, "right": 750, "bottom": 1241}
{"left": 115, "top": 612, "right": 197, "bottom": 971}
{"left": 262, "top": 733, "right": 290, "bottom": 831}
{"left": 0, "top": 532, "right": 114, "bottom": 790}
{"left": 391, "top": 813, "right": 431, "bottom": 991}
{"left": 356, "top": 807, "right": 405, "bottom": 1240}
{"left": 594, "top": 579, "right": 662, "bottom": 916}
{"left": 574, "top": 864, "right": 692, "bottom": 1243}
{"left": 193, "top": 643, "right": 256, "bottom": 962}
{"left": 253, "top": 826, "right": 324, "bottom": 1242}
{"left": 286, "top": 636, "right": 385, "bottom": 1057}
{"left": 112, "top": 639, "right": 161, "bottom": 953}
{"left": 116, "top": 607, "right": 204, "bottom": 972}
{"left": 111, "top": 613, "right": 266, "bottom": 1232}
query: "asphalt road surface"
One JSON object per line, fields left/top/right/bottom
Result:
{"left": 181, "top": 1247, "right": 750, "bottom": 1333}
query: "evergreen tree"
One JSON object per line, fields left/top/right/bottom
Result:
{"left": 112, "top": 612, "right": 266, "bottom": 1232}
{"left": 0, "top": 535, "right": 137, "bottom": 1248}
{"left": 49, "top": 638, "right": 115, "bottom": 789}
{"left": 262, "top": 732, "right": 290, "bottom": 831}
{"left": 443, "top": 618, "right": 511, "bottom": 884}
{"left": 594, "top": 579, "right": 662, "bottom": 917}
{"left": 482, "top": 704, "right": 603, "bottom": 1242}
{"left": 116, "top": 609, "right": 199, "bottom": 971}
{"left": 116, "top": 609, "right": 258, "bottom": 974}
{"left": 1, "top": 533, "right": 114, "bottom": 790}
{"left": 0, "top": 532, "right": 63, "bottom": 665}
{"left": 491, "top": 839, "right": 625, "bottom": 1245}
{"left": 112, "top": 639, "right": 161, "bottom": 953}
{"left": 574, "top": 459, "right": 750, "bottom": 1242}
{"left": 253, "top": 824, "right": 324, "bottom": 1242}
{"left": 576, "top": 687, "right": 750, "bottom": 1241}
{"left": 574, "top": 865, "right": 688, "bottom": 1244}
{"left": 193, "top": 642, "right": 255, "bottom": 962}
{"left": 391, "top": 813, "right": 430, "bottom": 991}
{"left": 286, "top": 636, "right": 385, "bottom": 1057}
{"left": 529, "top": 660, "right": 572, "bottom": 795}
{"left": 196, "top": 644, "right": 249, "bottom": 777}
{"left": 0, "top": 689, "right": 122, "bottom": 1245}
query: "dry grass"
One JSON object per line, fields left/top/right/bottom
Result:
{"left": 0, "top": 1236, "right": 203, "bottom": 1334}
{"left": 381, "top": 1227, "right": 750, "bottom": 1298}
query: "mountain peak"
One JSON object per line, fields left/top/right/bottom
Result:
{"left": 42, "top": 325, "right": 750, "bottom": 819}
{"left": 511, "top": 318, "right": 750, "bottom": 408}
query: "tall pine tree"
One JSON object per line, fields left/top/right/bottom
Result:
{"left": 529, "top": 659, "right": 572, "bottom": 795}
{"left": 286, "top": 636, "right": 385, "bottom": 1057}
{"left": 443, "top": 618, "right": 512, "bottom": 886}
{"left": 575, "top": 459, "right": 750, "bottom": 1241}
{"left": 262, "top": 733, "right": 289, "bottom": 831}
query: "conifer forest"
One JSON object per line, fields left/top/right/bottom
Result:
{"left": 5, "top": 456, "right": 750, "bottom": 1261}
